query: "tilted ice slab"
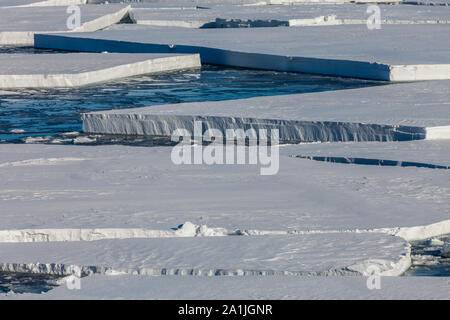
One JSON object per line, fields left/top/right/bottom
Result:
{"left": 8, "top": 274, "right": 449, "bottom": 300}
{"left": 0, "top": 4, "right": 129, "bottom": 45}
{"left": 0, "top": 233, "right": 410, "bottom": 276}
{"left": 130, "top": 3, "right": 450, "bottom": 28}
{"left": 82, "top": 80, "right": 450, "bottom": 142}
{"left": 35, "top": 24, "right": 450, "bottom": 80}
{"left": 0, "top": 143, "right": 448, "bottom": 238}
{"left": 0, "top": 53, "right": 200, "bottom": 88}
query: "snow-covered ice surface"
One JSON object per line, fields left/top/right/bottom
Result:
{"left": 130, "top": 3, "right": 450, "bottom": 27}
{"left": 0, "top": 143, "right": 448, "bottom": 234}
{"left": 0, "top": 53, "right": 200, "bottom": 88}
{"left": 5, "top": 275, "right": 448, "bottom": 300}
{"left": 35, "top": 24, "right": 450, "bottom": 80}
{"left": 0, "top": 142, "right": 448, "bottom": 297}
{"left": 0, "top": 4, "right": 129, "bottom": 45}
{"left": 82, "top": 80, "right": 450, "bottom": 141}
{"left": 0, "top": 233, "right": 410, "bottom": 276}
{"left": 1, "top": 0, "right": 449, "bottom": 299}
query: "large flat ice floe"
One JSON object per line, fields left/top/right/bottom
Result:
{"left": 0, "top": 4, "right": 129, "bottom": 45}
{"left": 35, "top": 24, "right": 450, "bottom": 80}
{"left": 0, "top": 53, "right": 200, "bottom": 88}
{"left": 0, "top": 143, "right": 448, "bottom": 235}
{"left": 82, "top": 80, "right": 450, "bottom": 142}
{"left": 0, "top": 233, "right": 410, "bottom": 276}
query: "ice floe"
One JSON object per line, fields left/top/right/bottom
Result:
{"left": 82, "top": 80, "right": 450, "bottom": 141}
{"left": 0, "top": 232, "right": 410, "bottom": 276}
{"left": 34, "top": 24, "right": 450, "bottom": 80}
{"left": 0, "top": 143, "right": 447, "bottom": 234}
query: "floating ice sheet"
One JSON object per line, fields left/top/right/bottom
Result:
{"left": 0, "top": 233, "right": 409, "bottom": 276}
{"left": 35, "top": 24, "right": 450, "bottom": 80}
{"left": 82, "top": 80, "right": 450, "bottom": 141}
{"left": 0, "top": 143, "right": 448, "bottom": 236}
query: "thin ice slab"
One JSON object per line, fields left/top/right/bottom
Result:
{"left": 0, "top": 53, "right": 200, "bottom": 88}
{"left": 35, "top": 24, "right": 450, "bottom": 80}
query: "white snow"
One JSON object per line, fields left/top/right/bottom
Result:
{"left": 0, "top": 53, "right": 200, "bottom": 88}
{"left": 35, "top": 24, "right": 450, "bottom": 80}
{"left": 426, "top": 126, "right": 450, "bottom": 140}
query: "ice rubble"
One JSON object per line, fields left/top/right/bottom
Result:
{"left": 0, "top": 53, "right": 200, "bottom": 88}
{"left": 442, "top": 242, "right": 450, "bottom": 257}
